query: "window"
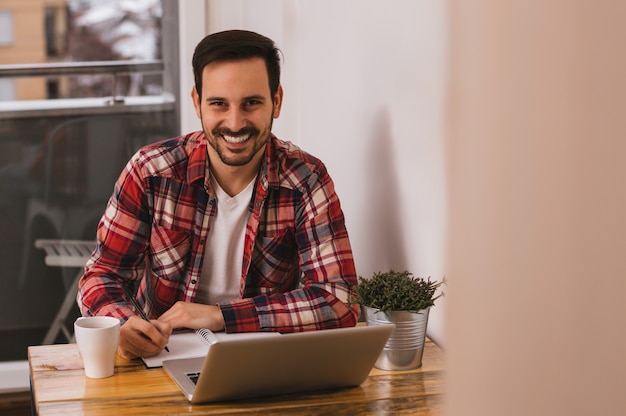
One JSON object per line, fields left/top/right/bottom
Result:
{"left": 0, "top": 78, "right": 15, "bottom": 100}
{"left": 0, "top": 0, "right": 179, "bottom": 364}
{"left": 0, "top": 11, "right": 13, "bottom": 46}
{"left": 45, "top": 7, "right": 68, "bottom": 58}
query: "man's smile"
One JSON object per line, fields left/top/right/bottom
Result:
{"left": 222, "top": 133, "right": 251, "bottom": 144}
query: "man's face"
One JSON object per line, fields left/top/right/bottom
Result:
{"left": 192, "top": 57, "right": 282, "bottom": 167}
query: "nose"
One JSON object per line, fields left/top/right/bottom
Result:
{"left": 222, "top": 106, "right": 247, "bottom": 132}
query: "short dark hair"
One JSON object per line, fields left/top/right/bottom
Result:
{"left": 192, "top": 30, "right": 281, "bottom": 99}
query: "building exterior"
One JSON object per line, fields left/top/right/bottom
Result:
{"left": 0, "top": 0, "right": 68, "bottom": 100}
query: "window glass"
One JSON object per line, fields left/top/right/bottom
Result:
{"left": 0, "top": 0, "right": 179, "bottom": 362}
{"left": 0, "top": 11, "right": 13, "bottom": 45}
{"left": 0, "top": 78, "right": 15, "bottom": 100}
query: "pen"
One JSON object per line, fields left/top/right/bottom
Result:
{"left": 122, "top": 285, "right": 170, "bottom": 352}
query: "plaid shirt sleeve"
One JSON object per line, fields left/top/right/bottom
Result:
{"left": 220, "top": 139, "right": 360, "bottom": 333}
{"left": 77, "top": 134, "right": 201, "bottom": 322}
{"left": 77, "top": 148, "right": 152, "bottom": 321}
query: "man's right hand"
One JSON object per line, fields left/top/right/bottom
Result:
{"left": 117, "top": 315, "right": 172, "bottom": 359}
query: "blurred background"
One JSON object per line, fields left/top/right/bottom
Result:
{"left": 2, "top": 1, "right": 626, "bottom": 415}
{"left": 0, "top": 0, "right": 178, "bottom": 361}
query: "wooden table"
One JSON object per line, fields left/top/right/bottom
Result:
{"left": 28, "top": 338, "right": 445, "bottom": 415}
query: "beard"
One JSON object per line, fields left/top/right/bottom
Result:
{"left": 205, "top": 123, "right": 272, "bottom": 167}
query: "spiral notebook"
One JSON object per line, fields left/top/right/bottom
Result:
{"left": 141, "top": 329, "right": 281, "bottom": 368}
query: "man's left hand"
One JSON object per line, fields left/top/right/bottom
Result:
{"left": 158, "top": 301, "right": 225, "bottom": 331}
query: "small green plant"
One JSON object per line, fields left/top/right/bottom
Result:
{"left": 352, "top": 269, "right": 444, "bottom": 313}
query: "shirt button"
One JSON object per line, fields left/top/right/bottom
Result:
{"left": 191, "top": 279, "right": 197, "bottom": 285}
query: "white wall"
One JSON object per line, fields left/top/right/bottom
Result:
{"left": 199, "top": 0, "right": 449, "bottom": 343}
{"left": 178, "top": 0, "right": 206, "bottom": 134}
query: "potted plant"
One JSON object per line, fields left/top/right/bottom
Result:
{"left": 351, "top": 269, "right": 444, "bottom": 370}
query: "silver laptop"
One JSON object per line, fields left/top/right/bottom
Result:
{"left": 162, "top": 324, "right": 395, "bottom": 404}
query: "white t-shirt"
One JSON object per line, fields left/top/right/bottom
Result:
{"left": 195, "top": 176, "right": 255, "bottom": 305}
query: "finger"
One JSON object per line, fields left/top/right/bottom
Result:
{"left": 117, "top": 344, "right": 136, "bottom": 360}
{"left": 120, "top": 317, "right": 167, "bottom": 357}
{"left": 125, "top": 315, "right": 167, "bottom": 344}
{"left": 135, "top": 321, "right": 170, "bottom": 351}
{"left": 150, "top": 319, "right": 172, "bottom": 339}
{"left": 123, "top": 330, "right": 164, "bottom": 358}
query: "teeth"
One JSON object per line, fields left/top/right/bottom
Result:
{"left": 223, "top": 134, "right": 250, "bottom": 144}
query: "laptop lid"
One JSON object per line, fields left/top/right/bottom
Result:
{"left": 163, "top": 324, "right": 395, "bottom": 404}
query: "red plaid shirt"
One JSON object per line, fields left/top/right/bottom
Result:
{"left": 78, "top": 132, "right": 359, "bottom": 333}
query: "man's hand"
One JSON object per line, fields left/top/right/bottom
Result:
{"left": 118, "top": 316, "right": 172, "bottom": 360}
{"left": 158, "top": 301, "right": 225, "bottom": 332}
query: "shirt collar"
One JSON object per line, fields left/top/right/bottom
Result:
{"left": 186, "top": 131, "right": 209, "bottom": 185}
{"left": 264, "top": 134, "right": 280, "bottom": 190}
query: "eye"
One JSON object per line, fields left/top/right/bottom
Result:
{"left": 243, "top": 99, "right": 263, "bottom": 110}
{"left": 209, "top": 100, "right": 226, "bottom": 107}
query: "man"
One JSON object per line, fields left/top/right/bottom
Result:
{"left": 77, "top": 30, "right": 359, "bottom": 359}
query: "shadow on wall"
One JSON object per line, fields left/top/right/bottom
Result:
{"left": 364, "top": 109, "right": 408, "bottom": 272}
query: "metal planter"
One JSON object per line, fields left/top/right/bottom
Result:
{"left": 364, "top": 306, "right": 430, "bottom": 370}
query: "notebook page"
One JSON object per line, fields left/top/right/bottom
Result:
{"left": 141, "top": 331, "right": 209, "bottom": 368}
{"left": 141, "top": 330, "right": 281, "bottom": 368}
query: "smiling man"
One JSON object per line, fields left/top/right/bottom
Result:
{"left": 77, "top": 30, "right": 359, "bottom": 359}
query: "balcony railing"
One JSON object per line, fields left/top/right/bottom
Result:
{"left": 0, "top": 59, "right": 163, "bottom": 78}
{"left": 0, "top": 60, "right": 175, "bottom": 119}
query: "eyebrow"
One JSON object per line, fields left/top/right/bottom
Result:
{"left": 244, "top": 95, "right": 267, "bottom": 102}
{"left": 205, "top": 95, "right": 267, "bottom": 103}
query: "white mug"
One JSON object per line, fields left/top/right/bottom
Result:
{"left": 74, "top": 316, "right": 121, "bottom": 378}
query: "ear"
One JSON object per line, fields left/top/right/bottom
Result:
{"left": 272, "top": 85, "right": 284, "bottom": 119}
{"left": 191, "top": 87, "right": 202, "bottom": 119}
